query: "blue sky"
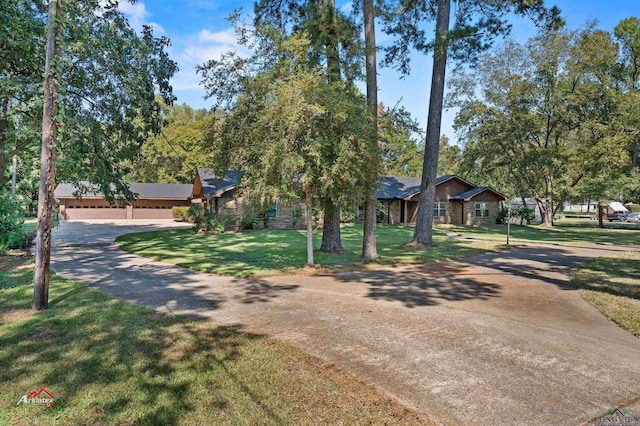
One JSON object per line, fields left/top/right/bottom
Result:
{"left": 118, "top": 1, "right": 638, "bottom": 144}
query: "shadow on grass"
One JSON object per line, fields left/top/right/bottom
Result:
{"left": 0, "top": 278, "right": 284, "bottom": 425}
{"left": 572, "top": 257, "right": 640, "bottom": 299}
{"left": 450, "top": 224, "right": 640, "bottom": 246}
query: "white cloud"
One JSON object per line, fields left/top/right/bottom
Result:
{"left": 340, "top": 1, "right": 353, "bottom": 14}
{"left": 117, "top": 1, "right": 148, "bottom": 21}
{"left": 108, "top": 1, "right": 164, "bottom": 35}
{"left": 168, "top": 26, "right": 251, "bottom": 102}
{"left": 198, "top": 29, "right": 238, "bottom": 45}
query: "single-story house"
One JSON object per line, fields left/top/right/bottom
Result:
{"left": 192, "top": 168, "right": 305, "bottom": 230}
{"left": 55, "top": 182, "right": 193, "bottom": 220}
{"left": 376, "top": 175, "right": 506, "bottom": 225}
{"left": 194, "top": 169, "right": 506, "bottom": 227}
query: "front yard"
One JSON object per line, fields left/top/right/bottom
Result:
{"left": 0, "top": 255, "right": 424, "bottom": 425}
{"left": 115, "top": 225, "right": 498, "bottom": 277}
{"left": 571, "top": 251, "right": 640, "bottom": 336}
{"left": 116, "top": 222, "right": 640, "bottom": 278}
{"left": 446, "top": 222, "right": 640, "bottom": 246}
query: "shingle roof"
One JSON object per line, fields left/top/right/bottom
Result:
{"left": 197, "top": 168, "right": 242, "bottom": 197}
{"left": 54, "top": 182, "right": 193, "bottom": 200}
{"left": 449, "top": 186, "right": 506, "bottom": 201}
{"left": 376, "top": 175, "right": 456, "bottom": 200}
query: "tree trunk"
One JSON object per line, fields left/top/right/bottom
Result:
{"left": 0, "top": 98, "right": 9, "bottom": 189}
{"left": 541, "top": 203, "right": 554, "bottom": 227}
{"left": 33, "top": 0, "right": 62, "bottom": 311}
{"left": 361, "top": 0, "right": 378, "bottom": 261}
{"left": 321, "top": 0, "right": 340, "bottom": 82}
{"left": 320, "top": 199, "right": 343, "bottom": 252}
{"left": 318, "top": 0, "right": 344, "bottom": 252}
{"left": 597, "top": 202, "right": 604, "bottom": 228}
{"left": 305, "top": 186, "right": 314, "bottom": 265}
{"left": 412, "top": 0, "right": 450, "bottom": 245}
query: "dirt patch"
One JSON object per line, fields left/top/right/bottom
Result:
{"left": 402, "top": 242, "right": 438, "bottom": 250}
{"left": 0, "top": 309, "right": 35, "bottom": 323}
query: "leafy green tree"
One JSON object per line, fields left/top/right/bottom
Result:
{"left": 0, "top": 0, "right": 45, "bottom": 189}
{"left": 380, "top": 0, "right": 560, "bottom": 244}
{"left": 254, "top": 1, "right": 364, "bottom": 253}
{"left": 33, "top": 0, "right": 177, "bottom": 310}
{"left": 199, "top": 29, "right": 375, "bottom": 265}
{"left": 133, "top": 101, "right": 212, "bottom": 184}
{"left": 451, "top": 26, "right": 625, "bottom": 226}
{"left": 378, "top": 104, "right": 424, "bottom": 177}
{"left": 437, "top": 135, "right": 461, "bottom": 176}
{"left": 614, "top": 17, "right": 640, "bottom": 169}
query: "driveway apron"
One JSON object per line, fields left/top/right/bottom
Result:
{"left": 51, "top": 221, "right": 640, "bottom": 425}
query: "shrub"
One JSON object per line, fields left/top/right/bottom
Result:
{"left": 204, "top": 214, "right": 225, "bottom": 233}
{"left": 496, "top": 208, "right": 508, "bottom": 224}
{"left": 291, "top": 207, "right": 304, "bottom": 228}
{"left": 218, "top": 212, "right": 238, "bottom": 231}
{"left": 0, "top": 197, "right": 26, "bottom": 252}
{"left": 513, "top": 207, "right": 535, "bottom": 225}
{"left": 172, "top": 206, "right": 190, "bottom": 222}
{"left": 187, "top": 204, "right": 206, "bottom": 232}
{"left": 240, "top": 207, "right": 258, "bottom": 230}
{"left": 340, "top": 206, "right": 355, "bottom": 224}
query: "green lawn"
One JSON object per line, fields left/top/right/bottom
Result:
{"left": 0, "top": 256, "right": 425, "bottom": 425}
{"left": 116, "top": 225, "right": 497, "bottom": 278}
{"left": 570, "top": 251, "right": 640, "bottom": 336}
{"left": 446, "top": 223, "right": 640, "bottom": 246}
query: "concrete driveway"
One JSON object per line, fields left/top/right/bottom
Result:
{"left": 51, "top": 221, "right": 640, "bottom": 425}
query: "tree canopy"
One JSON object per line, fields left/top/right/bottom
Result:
{"left": 199, "top": 29, "right": 375, "bottom": 264}
{"left": 451, "top": 23, "right": 636, "bottom": 225}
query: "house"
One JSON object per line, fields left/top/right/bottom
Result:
{"left": 191, "top": 168, "right": 305, "bottom": 230}
{"left": 376, "top": 175, "right": 506, "bottom": 225}
{"left": 55, "top": 182, "right": 192, "bottom": 220}
{"left": 56, "top": 171, "right": 505, "bottom": 226}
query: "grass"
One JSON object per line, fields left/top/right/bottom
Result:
{"left": 570, "top": 251, "right": 640, "bottom": 336}
{"left": 446, "top": 222, "right": 640, "bottom": 246}
{"left": 116, "top": 224, "right": 497, "bottom": 278}
{"left": 0, "top": 255, "right": 426, "bottom": 425}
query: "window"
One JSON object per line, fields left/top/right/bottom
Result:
{"left": 433, "top": 201, "right": 447, "bottom": 217}
{"left": 475, "top": 202, "right": 490, "bottom": 218}
{"left": 266, "top": 202, "right": 277, "bottom": 219}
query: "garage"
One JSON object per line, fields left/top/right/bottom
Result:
{"left": 55, "top": 182, "right": 193, "bottom": 221}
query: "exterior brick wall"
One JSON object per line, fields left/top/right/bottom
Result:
{"left": 462, "top": 200, "right": 501, "bottom": 225}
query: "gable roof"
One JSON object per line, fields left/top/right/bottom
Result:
{"left": 197, "top": 168, "right": 242, "bottom": 197}
{"left": 54, "top": 182, "right": 193, "bottom": 200}
{"left": 609, "top": 201, "right": 629, "bottom": 212}
{"left": 376, "top": 175, "right": 457, "bottom": 200}
{"left": 449, "top": 186, "right": 507, "bottom": 201}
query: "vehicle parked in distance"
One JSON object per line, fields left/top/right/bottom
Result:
{"left": 625, "top": 212, "right": 640, "bottom": 223}
{"left": 608, "top": 210, "right": 629, "bottom": 222}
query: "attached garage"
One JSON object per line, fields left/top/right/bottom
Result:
{"left": 55, "top": 182, "right": 193, "bottom": 221}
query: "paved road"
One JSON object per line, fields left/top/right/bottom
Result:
{"left": 51, "top": 221, "right": 640, "bottom": 425}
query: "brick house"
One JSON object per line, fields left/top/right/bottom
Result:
{"left": 55, "top": 182, "right": 192, "bottom": 220}
{"left": 191, "top": 168, "right": 305, "bottom": 230}
{"left": 376, "top": 175, "right": 506, "bottom": 225}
